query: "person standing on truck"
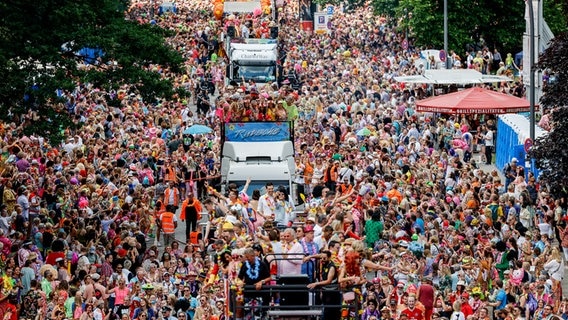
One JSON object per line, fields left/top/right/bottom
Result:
{"left": 273, "top": 186, "right": 295, "bottom": 229}
{"left": 257, "top": 182, "right": 276, "bottom": 223}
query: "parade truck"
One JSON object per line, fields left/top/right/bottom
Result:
{"left": 220, "top": 121, "right": 295, "bottom": 197}
{"left": 226, "top": 38, "right": 278, "bottom": 85}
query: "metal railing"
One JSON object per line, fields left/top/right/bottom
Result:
{"left": 229, "top": 284, "right": 357, "bottom": 319}
{"left": 227, "top": 254, "right": 361, "bottom": 319}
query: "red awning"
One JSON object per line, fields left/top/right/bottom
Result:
{"left": 415, "top": 87, "right": 533, "bottom": 114}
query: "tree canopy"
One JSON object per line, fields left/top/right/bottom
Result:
{"left": 0, "top": 0, "right": 186, "bottom": 144}
{"left": 324, "top": 0, "right": 568, "bottom": 55}
{"left": 529, "top": 31, "right": 568, "bottom": 197}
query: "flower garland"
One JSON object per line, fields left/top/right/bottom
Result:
{"left": 301, "top": 239, "right": 318, "bottom": 257}
{"left": 282, "top": 240, "right": 297, "bottom": 253}
{"left": 245, "top": 258, "right": 260, "bottom": 280}
{"left": 229, "top": 201, "right": 243, "bottom": 213}
{"left": 229, "top": 261, "right": 242, "bottom": 281}
{"left": 1, "top": 274, "right": 14, "bottom": 292}
{"left": 232, "top": 278, "right": 245, "bottom": 303}
{"left": 263, "top": 194, "right": 276, "bottom": 212}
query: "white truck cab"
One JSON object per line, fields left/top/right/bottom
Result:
{"left": 227, "top": 39, "right": 278, "bottom": 84}
{"left": 220, "top": 122, "right": 295, "bottom": 197}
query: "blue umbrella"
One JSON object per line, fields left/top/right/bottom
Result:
{"left": 184, "top": 124, "right": 213, "bottom": 135}
{"left": 356, "top": 127, "right": 371, "bottom": 136}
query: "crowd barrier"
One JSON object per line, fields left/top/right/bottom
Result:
{"left": 229, "top": 283, "right": 354, "bottom": 319}
{"left": 228, "top": 254, "right": 361, "bottom": 319}
{"left": 496, "top": 114, "right": 546, "bottom": 179}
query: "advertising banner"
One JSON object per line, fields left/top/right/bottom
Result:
{"left": 224, "top": 0, "right": 261, "bottom": 13}
{"left": 224, "top": 121, "right": 292, "bottom": 142}
{"left": 314, "top": 12, "right": 330, "bottom": 34}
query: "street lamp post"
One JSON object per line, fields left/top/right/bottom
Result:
{"left": 527, "top": 0, "right": 536, "bottom": 143}
{"left": 404, "top": 8, "right": 408, "bottom": 43}
{"left": 444, "top": 0, "right": 449, "bottom": 69}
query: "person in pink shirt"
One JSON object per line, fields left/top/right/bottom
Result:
{"left": 107, "top": 277, "right": 131, "bottom": 308}
{"left": 278, "top": 228, "right": 304, "bottom": 275}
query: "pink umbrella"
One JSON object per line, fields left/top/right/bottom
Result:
{"left": 452, "top": 139, "right": 469, "bottom": 150}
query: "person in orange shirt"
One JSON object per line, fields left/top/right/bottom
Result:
{"left": 386, "top": 187, "right": 403, "bottom": 203}
{"left": 160, "top": 205, "right": 178, "bottom": 247}
{"left": 163, "top": 159, "right": 178, "bottom": 183}
{"left": 303, "top": 156, "right": 314, "bottom": 195}
{"left": 324, "top": 159, "right": 339, "bottom": 192}
{"left": 180, "top": 193, "right": 202, "bottom": 243}
{"left": 162, "top": 182, "right": 180, "bottom": 211}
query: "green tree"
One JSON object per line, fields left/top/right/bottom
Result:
{"left": 399, "top": 0, "right": 524, "bottom": 54}
{"left": 320, "top": 0, "right": 565, "bottom": 54}
{"left": 480, "top": 0, "right": 525, "bottom": 53}
{"left": 402, "top": 0, "right": 484, "bottom": 52}
{"left": 0, "top": 0, "right": 186, "bottom": 144}
{"left": 528, "top": 31, "right": 568, "bottom": 197}
{"left": 544, "top": 0, "right": 568, "bottom": 36}
{"left": 372, "top": 0, "right": 399, "bottom": 17}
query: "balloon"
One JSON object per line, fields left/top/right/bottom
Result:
{"left": 214, "top": 11, "right": 223, "bottom": 20}
{"left": 213, "top": 0, "right": 224, "bottom": 20}
{"left": 214, "top": 3, "right": 224, "bottom": 20}
{"left": 253, "top": 8, "right": 262, "bottom": 17}
{"left": 260, "top": 0, "right": 270, "bottom": 14}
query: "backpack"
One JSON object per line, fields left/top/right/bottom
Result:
{"left": 140, "top": 170, "right": 154, "bottom": 186}
{"left": 487, "top": 203, "right": 503, "bottom": 222}
{"left": 503, "top": 163, "right": 512, "bottom": 177}
{"left": 526, "top": 292, "right": 538, "bottom": 313}
{"left": 183, "top": 135, "right": 192, "bottom": 146}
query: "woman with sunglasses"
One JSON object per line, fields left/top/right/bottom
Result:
{"left": 108, "top": 277, "right": 130, "bottom": 310}
{"left": 132, "top": 297, "right": 154, "bottom": 320}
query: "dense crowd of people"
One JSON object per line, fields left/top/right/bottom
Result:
{"left": 0, "top": 0, "right": 565, "bottom": 320}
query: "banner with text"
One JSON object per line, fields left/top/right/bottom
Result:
{"left": 224, "top": 122, "right": 292, "bottom": 142}
{"left": 314, "top": 12, "right": 331, "bottom": 34}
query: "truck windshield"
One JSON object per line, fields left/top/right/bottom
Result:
{"left": 235, "top": 65, "right": 276, "bottom": 82}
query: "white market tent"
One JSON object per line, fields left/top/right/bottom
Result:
{"left": 394, "top": 69, "right": 512, "bottom": 85}
{"left": 224, "top": 0, "right": 261, "bottom": 13}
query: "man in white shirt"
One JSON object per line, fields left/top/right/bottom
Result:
{"left": 483, "top": 126, "right": 494, "bottom": 165}
{"left": 257, "top": 183, "right": 276, "bottom": 221}
{"left": 338, "top": 163, "right": 353, "bottom": 184}
{"left": 310, "top": 216, "right": 323, "bottom": 237}
{"left": 0, "top": 205, "right": 10, "bottom": 235}
{"left": 241, "top": 22, "right": 250, "bottom": 38}
{"left": 314, "top": 225, "right": 334, "bottom": 250}
{"left": 17, "top": 187, "right": 30, "bottom": 221}
{"left": 180, "top": 106, "right": 191, "bottom": 124}
{"left": 322, "top": 124, "right": 336, "bottom": 141}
